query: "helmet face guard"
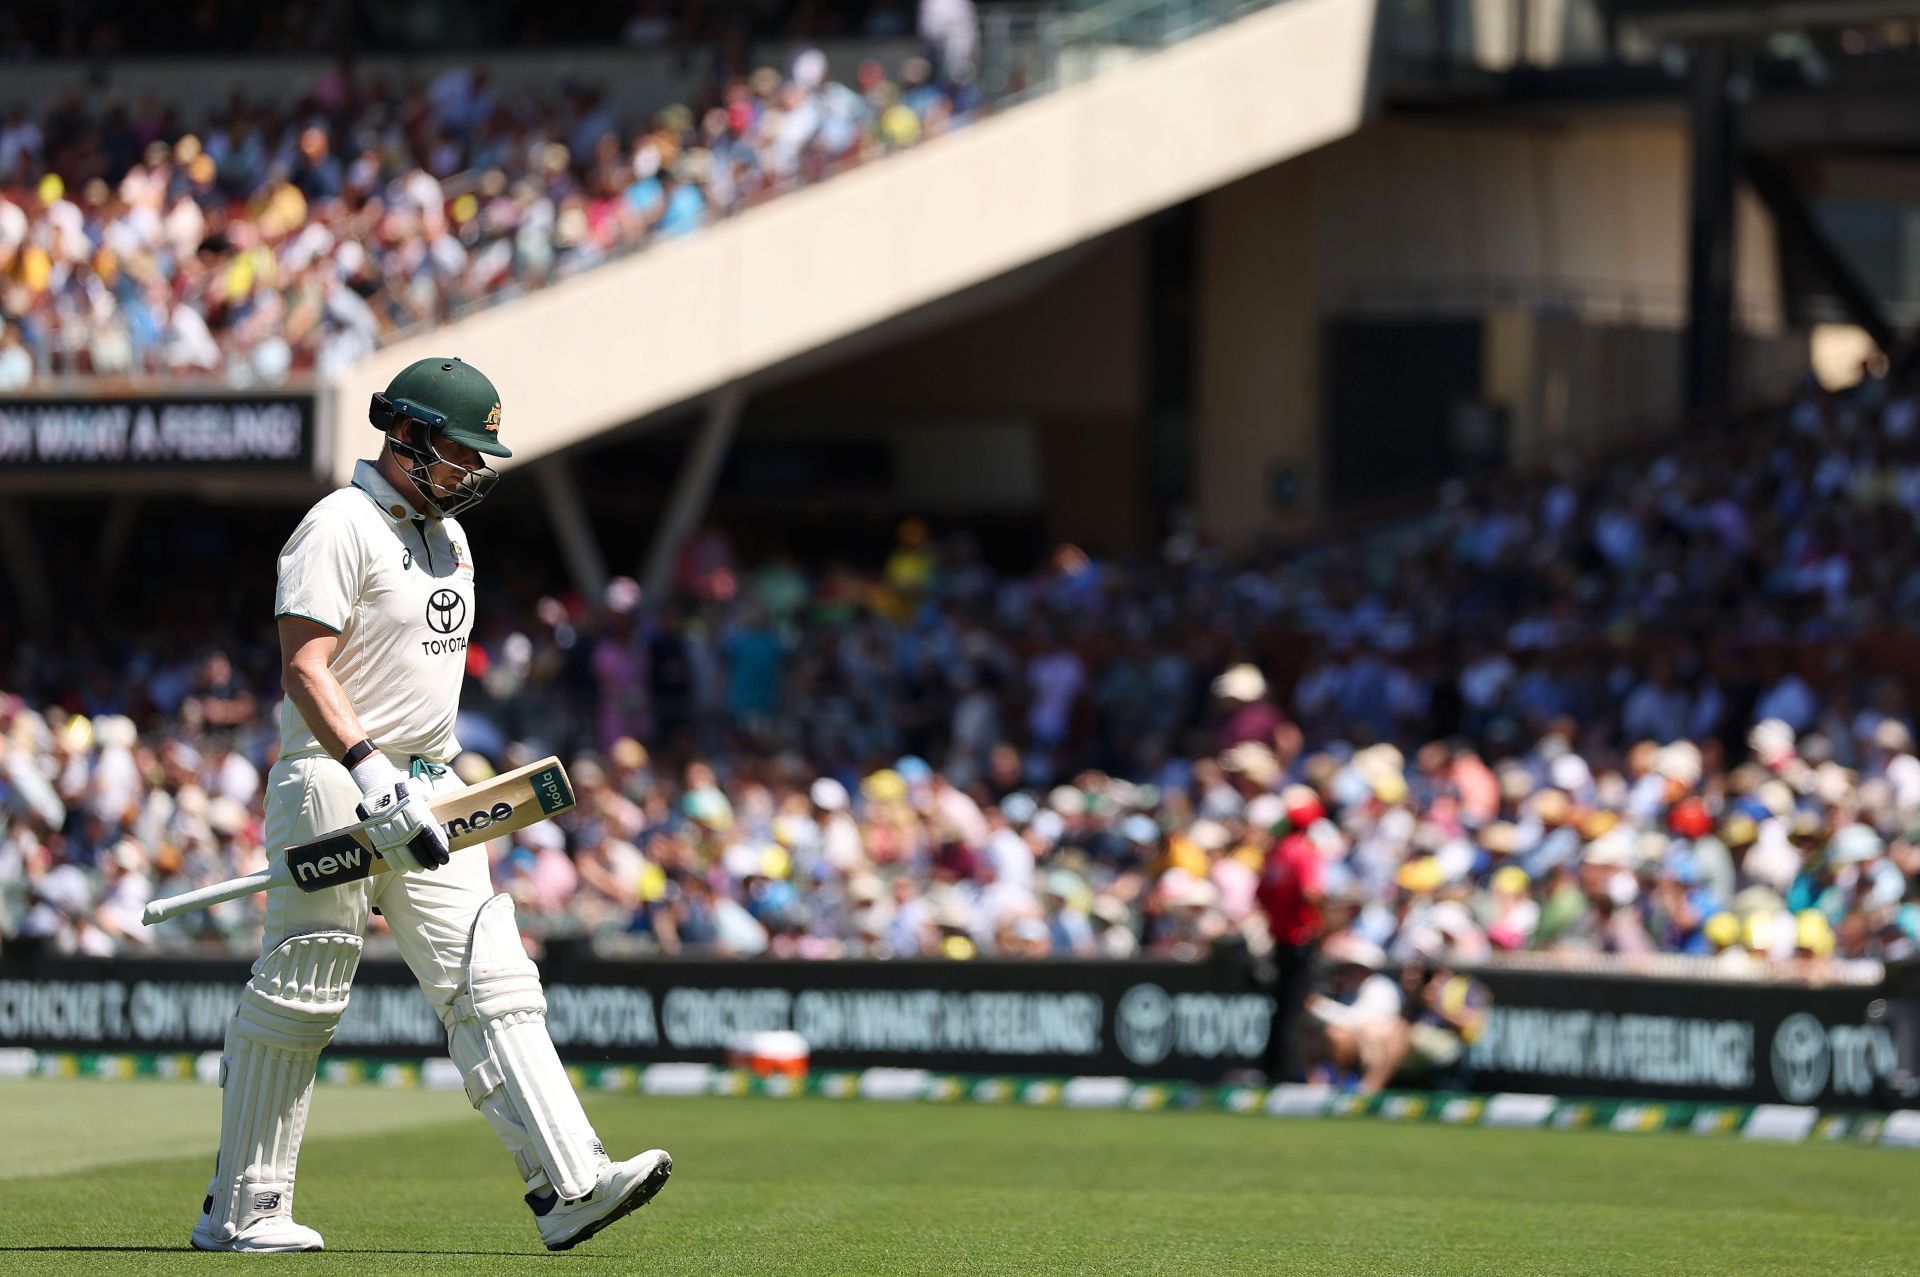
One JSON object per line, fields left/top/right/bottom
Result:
{"left": 371, "top": 392, "right": 499, "bottom": 518}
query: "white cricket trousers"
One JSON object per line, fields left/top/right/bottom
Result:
{"left": 258, "top": 755, "right": 491, "bottom": 1025}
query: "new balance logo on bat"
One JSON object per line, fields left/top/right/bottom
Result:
{"left": 288, "top": 801, "right": 516, "bottom": 893}
{"left": 446, "top": 801, "right": 514, "bottom": 841}
{"left": 291, "top": 841, "right": 367, "bottom": 886}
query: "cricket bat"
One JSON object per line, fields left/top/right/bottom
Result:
{"left": 141, "top": 757, "right": 575, "bottom": 926}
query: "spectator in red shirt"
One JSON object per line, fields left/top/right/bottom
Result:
{"left": 1255, "top": 784, "right": 1328, "bottom": 1080}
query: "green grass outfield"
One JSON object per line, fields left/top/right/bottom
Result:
{"left": 1, "top": 1078, "right": 1914, "bottom": 1276}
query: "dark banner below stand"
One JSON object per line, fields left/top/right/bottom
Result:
{"left": 1465, "top": 966, "right": 1898, "bottom": 1108}
{"left": 0, "top": 954, "right": 1276, "bottom": 1081}
{"left": 0, "top": 954, "right": 1901, "bottom": 1102}
{"left": 0, "top": 393, "right": 314, "bottom": 471}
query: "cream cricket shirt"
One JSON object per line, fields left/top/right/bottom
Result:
{"left": 274, "top": 458, "right": 476, "bottom": 764}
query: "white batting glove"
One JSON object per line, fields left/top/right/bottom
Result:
{"left": 349, "top": 754, "right": 451, "bottom": 873}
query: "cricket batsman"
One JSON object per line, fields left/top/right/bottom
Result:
{"left": 191, "top": 357, "right": 671, "bottom": 1253}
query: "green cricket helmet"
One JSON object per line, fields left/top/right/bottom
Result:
{"left": 369, "top": 356, "right": 510, "bottom": 517}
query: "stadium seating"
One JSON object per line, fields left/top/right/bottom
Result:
{"left": 5, "top": 364, "right": 1917, "bottom": 973}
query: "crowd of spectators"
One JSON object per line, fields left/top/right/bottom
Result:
{"left": 7, "top": 367, "right": 1920, "bottom": 976}
{"left": 4, "top": 662, "right": 1916, "bottom": 979}
{"left": 0, "top": 24, "right": 984, "bottom": 386}
{"left": 1289, "top": 360, "right": 1920, "bottom": 743}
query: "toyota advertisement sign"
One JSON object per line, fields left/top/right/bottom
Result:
{"left": 0, "top": 952, "right": 1897, "bottom": 1101}
{"left": 1465, "top": 967, "right": 1896, "bottom": 1107}
{"left": 0, "top": 955, "right": 1275, "bottom": 1081}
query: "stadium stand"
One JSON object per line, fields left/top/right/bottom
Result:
{"left": 11, "top": 0, "right": 1920, "bottom": 1113}
{"left": 5, "top": 363, "right": 1919, "bottom": 975}
{"left": 0, "top": 50, "right": 981, "bottom": 385}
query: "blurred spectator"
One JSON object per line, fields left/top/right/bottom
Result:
{"left": 1303, "top": 935, "right": 1405, "bottom": 1092}
{"left": 592, "top": 577, "right": 652, "bottom": 751}
{"left": 1024, "top": 627, "right": 1084, "bottom": 770}
{"left": 1392, "top": 961, "right": 1490, "bottom": 1088}
{"left": 1257, "top": 783, "right": 1327, "bottom": 1078}
{"left": 1214, "top": 663, "right": 1284, "bottom": 752}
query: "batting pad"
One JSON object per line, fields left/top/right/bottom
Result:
{"left": 204, "top": 930, "right": 361, "bottom": 1239}
{"left": 449, "top": 894, "right": 605, "bottom": 1200}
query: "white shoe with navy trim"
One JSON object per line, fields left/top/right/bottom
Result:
{"left": 529, "top": 1149, "right": 673, "bottom": 1251}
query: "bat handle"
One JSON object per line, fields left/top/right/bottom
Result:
{"left": 141, "top": 861, "right": 291, "bottom": 926}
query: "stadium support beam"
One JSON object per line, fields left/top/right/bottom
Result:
{"left": 96, "top": 497, "right": 141, "bottom": 585}
{"left": 533, "top": 456, "right": 610, "bottom": 605}
{"left": 1685, "top": 38, "right": 1738, "bottom": 417}
{"left": 1742, "top": 154, "right": 1898, "bottom": 357}
{"left": 0, "top": 501, "right": 52, "bottom": 629}
{"left": 642, "top": 384, "right": 745, "bottom": 601}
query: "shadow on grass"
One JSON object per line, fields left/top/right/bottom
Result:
{"left": 0, "top": 1248, "right": 187, "bottom": 1254}
{"left": 0, "top": 1246, "right": 567, "bottom": 1256}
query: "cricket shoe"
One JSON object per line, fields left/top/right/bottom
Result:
{"left": 190, "top": 1211, "right": 325, "bottom": 1253}
{"left": 529, "top": 1149, "right": 673, "bottom": 1251}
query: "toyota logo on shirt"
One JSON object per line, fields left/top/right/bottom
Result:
{"left": 426, "top": 589, "right": 466, "bottom": 635}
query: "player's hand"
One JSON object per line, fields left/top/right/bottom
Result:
{"left": 355, "top": 780, "right": 451, "bottom": 873}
